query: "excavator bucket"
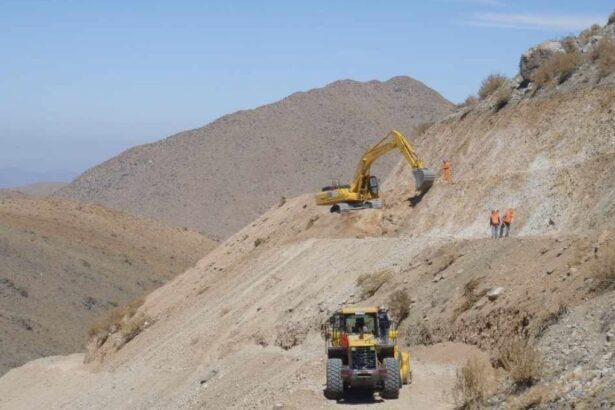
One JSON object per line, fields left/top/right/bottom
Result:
{"left": 413, "top": 168, "right": 436, "bottom": 192}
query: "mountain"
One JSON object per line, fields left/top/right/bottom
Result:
{"left": 0, "top": 196, "right": 216, "bottom": 375}
{"left": 56, "top": 76, "right": 454, "bottom": 240}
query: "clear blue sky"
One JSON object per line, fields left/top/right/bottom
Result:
{"left": 0, "top": 0, "right": 612, "bottom": 186}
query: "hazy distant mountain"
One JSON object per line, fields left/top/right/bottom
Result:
{"left": 0, "top": 168, "right": 76, "bottom": 189}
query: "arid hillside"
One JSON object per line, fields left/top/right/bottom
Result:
{"left": 56, "top": 76, "right": 453, "bottom": 240}
{"left": 0, "top": 196, "right": 215, "bottom": 375}
{"left": 1, "top": 18, "right": 614, "bottom": 410}
{"left": 3, "top": 182, "right": 68, "bottom": 197}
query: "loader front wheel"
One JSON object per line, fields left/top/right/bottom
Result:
{"left": 325, "top": 358, "right": 344, "bottom": 400}
{"left": 381, "top": 358, "right": 400, "bottom": 399}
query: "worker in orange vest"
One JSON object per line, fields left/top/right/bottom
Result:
{"left": 500, "top": 208, "right": 514, "bottom": 238}
{"left": 490, "top": 210, "right": 500, "bottom": 239}
{"left": 442, "top": 159, "right": 451, "bottom": 182}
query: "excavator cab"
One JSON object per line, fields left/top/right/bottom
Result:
{"left": 366, "top": 175, "right": 379, "bottom": 196}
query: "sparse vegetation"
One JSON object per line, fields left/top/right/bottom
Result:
{"left": 305, "top": 215, "right": 319, "bottom": 230}
{"left": 404, "top": 321, "right": 433, "bottom": 346}
{"left": 463, "top": 95, "right": 478, "bottom": 107}
{"left": 493, "top": 86, "right": 512, "bottom": 111}
{"left": 356, "top": 270, "right": 392, "bottom": 299}
{"left": 389, "top": 290, "right": 411, "bottom": 322}
{"left": 478, "top": 74, "right": 507, "bottom": 100}
{"left": 579, "top": 24, "right": 601, "bottom": 42}
{"left": 590, "top": 37, "right": 615, "bottom": 79}
{"left": 508, "top": 384, "right": 556, "bottom": 410}
{"left": 120, "top": 314, "right": 150, "bottom": 342}
{"left": 453, "top": 277, "right": 487, "bottom": 319}
{"left": 592, "top": 247, "right": 615, "bottom": 291}
{"left": 609, "top": 10, "right": 615, "bottom": 25}
{"left": 498, "top": 338, "right": 543, "bottom": 389}
{"left": 88, "top": 297, "right": 145, "bottom": 339}
{"left": 560, "top": 36, "right": 578, "bottom": 54}
{"left": 254, "top": 237, "right": 265, "bottom": 247}
{"left": 536, "top": 303, "right": 568, "bottom": 338}
{"left": 453, "top": 358, "right": 491, "bottom": 410}
{"left": 413, "top": 121, "right": 433, "bottom": 136}
{"left": 531, "top": 51, "right": 582, "bottom": 88}
{"left": 278, "top": 196, "right": 286, "bottom": 207}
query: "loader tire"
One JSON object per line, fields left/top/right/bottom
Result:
{"left": 325, "top": 358, "right": 344, "bottom": 400}
{"left": 381, "top": 358, "right": 400, "bottom": 399}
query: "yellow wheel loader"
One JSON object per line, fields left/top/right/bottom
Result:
{"left": 315, "top": 130, "right": 435, "bottom": 213}
{"left": 324, "top": 307, "right": 411, "bottom": 400}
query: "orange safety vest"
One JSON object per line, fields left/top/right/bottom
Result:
{"left": 503, "top": 209, "right": 514, "bottom": 224}
{"left": 490, "top": 212, "right": 500, "bottom": 225}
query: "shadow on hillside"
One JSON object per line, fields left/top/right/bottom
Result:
{"left": 323, "top": 388, "right": 384, "bottom": 405}
{"left": 407, "top": 190, "right": 428, "bottom": 207}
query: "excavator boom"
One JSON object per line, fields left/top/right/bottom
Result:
{"left": 315, "top": 130, "right": 435, "bottom": 212}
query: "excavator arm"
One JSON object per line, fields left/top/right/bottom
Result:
{"left": 350, "top": 130, "right": 429, "bottom": 193}
{"left": 315, "top": 129, "right": 435, "bottom": 212}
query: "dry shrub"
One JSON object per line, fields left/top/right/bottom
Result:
{"left": 478, "top": 74, "right": 507, "bottom": 100}
{"left": 493, "top": 86, "right": 512, "bottom": 111}
{"left": 356, "top": 270, "right": 392, "bottom": 299}
{"left": 89, "top": 297, "right": 144, "bottom": 338}
{"left": 463, "top": 95, "right": 478, "bottom": 107}
{"left": 561, "top": 36, "right": 578, "bottom": 53}
{"left": 404, "top": 321, "right": 433, "bottom": 346}
{"left": 531, "top": 51, "right": 582, "bottom": 88}
{"left": 508, "top": 384, "right": 556, "bottom": 410}
{"left": 579, "top": 24, "right": 601, "bottom": 42}
{"left": 389, "top": 290, "right": 410, "bottom": 322}
{"left": 278, "top": 196, "right": 286, "bottom": 207}
{"left": 590, "top": 37, "right": 615, "bottom": 79}
{"left": 498, "top": 338, "right": 543, "bottom": 389}
{"left": 536, "top": 303, "right": 568, "bottom": 338}
{"left": 305, "top": 215, "right": 319, "bottom": 230}
{"left": 120, "top": 314, "right": 149, "bottom": 342}
{"left": 254, "top": 237, "right": 265, "bottom": 247}
{"left": 453, "top": 358, "right": 491, "bottom": 409}
{"left": 413, "top": 121, "right": 433, "bottom": 136}
{"left": 609, "top": 10, "right": 615, "bottom": 25}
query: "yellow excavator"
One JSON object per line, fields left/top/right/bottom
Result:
{"left": 315, "top": 129, "right": 435, "bottom": 213}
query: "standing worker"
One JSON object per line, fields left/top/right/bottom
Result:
{"left": 490, "top": 210, "right": 500, "bottom": 239}
{"left": 377, "top": 306, "right": 390, "bottom": 342}
{"left": 500, "top": 208, "right": 514, "bottom": 238}
{"left": 442, "top": 159, "right": 451, "bottom": 182}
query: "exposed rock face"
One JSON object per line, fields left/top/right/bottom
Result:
{"left": 519, "top": 41, "right": 565, "bottom": 81}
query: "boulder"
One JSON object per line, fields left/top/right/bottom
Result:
{"left": 520, "top": 41, "right": 565, "bottom": 81}
{"left": 487, "top": 287, "right": 504, "bottom": 301}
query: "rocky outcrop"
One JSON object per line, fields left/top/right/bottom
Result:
{"left": 519, "top": 41, "right": 565, "bottom": 81}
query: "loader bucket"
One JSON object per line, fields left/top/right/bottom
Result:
{"left": 413, "top": 168, "right": 436, "bottom": 192}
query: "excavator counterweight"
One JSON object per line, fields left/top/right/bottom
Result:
{"left": 315, "top": 130, "right": 434, "bottom": 212}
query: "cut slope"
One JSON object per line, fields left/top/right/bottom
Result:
{"left": 0, "top": 196, "right": 215, "bottom": 375}
{"left": 56, "top": 76, "right": 453, "bottom": 240}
